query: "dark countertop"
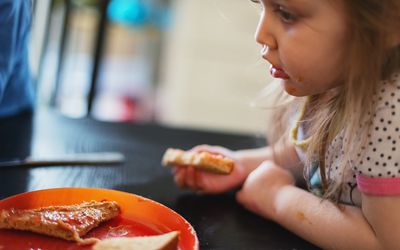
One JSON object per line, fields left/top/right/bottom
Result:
{"left": 0, "top": 108, "right": 319, "bottom": 250}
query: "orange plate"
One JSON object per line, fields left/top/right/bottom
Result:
{"left": 0, "top": 188, "right": 199, "bottom": 250}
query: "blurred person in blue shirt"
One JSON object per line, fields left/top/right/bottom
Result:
{"left": 0, "top": 0, "right": 34, "bottom": 118}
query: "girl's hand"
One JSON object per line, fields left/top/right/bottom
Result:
{"left": 172, "top": 145, "right": 248, "bottom": 194}
{"left": 236, "top": 161, "right": 295, "bottom": 219}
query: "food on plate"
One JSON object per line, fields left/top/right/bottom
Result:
{"left": 93, "top": 231, "right": 179, "bottom": 250}
{"left": 0, "top": 200, "right": 120, "bottom": 245}
{"left": 162, "top": 148, "right": 234, "bottom": 175}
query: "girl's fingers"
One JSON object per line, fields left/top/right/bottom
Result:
{"left": 185, "top": 166, "right": 197, "bottom": 189}
{"left": 171, "top": 166, "right": 178, "bottom": 175}
{"left": 194, "top": 171, "right": 209, "bottom": 193}
{"left": 173, "top": 165, "right": 199, "bottom": 190}
{"left": 191, "top": 145, "right": 232, "bottom": 160}
{"left": 173, "top": 164, "right": 238, "bottom": 193}
{"left": 191, "top": 144, "right": 211, "bottom": 151}
{"left": 235, "top": 189, "right": 244, "bottom": 204}
{"left": 191, "top": 145, "right": 223, "bottom": 154}
{"left": 173, "top": 167, "right": 186, "bottom": 188}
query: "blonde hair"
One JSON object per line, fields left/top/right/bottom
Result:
{"left": 266, "top": 0, "right": 400, "bottom": 202}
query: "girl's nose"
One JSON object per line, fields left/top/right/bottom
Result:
{"left": 255, "top": 12, "right": 278, "bottom": 51}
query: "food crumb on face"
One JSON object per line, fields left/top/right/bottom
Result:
{"left": 296, "top": 76, "right": 304, "bottom": 83}
{"left": 286, "top": 86, "right": 296, "bottom": 95}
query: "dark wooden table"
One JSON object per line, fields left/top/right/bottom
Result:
{"left": 0, "top": 108, "right": 319, "bottom": 250}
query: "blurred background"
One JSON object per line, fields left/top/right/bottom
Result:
{"left": 30, "top": 0, "right": 272, "bottom": 135}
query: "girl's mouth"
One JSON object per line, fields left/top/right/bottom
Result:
{"left": 270, "top": 66, "right": 290, "bottom": 79}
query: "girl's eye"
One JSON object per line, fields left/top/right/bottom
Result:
{"left": 250, "top": 0, "right": 263, "bottom": 10}
{"left": 274, "top": 6, "right": 296, "bottom": 23}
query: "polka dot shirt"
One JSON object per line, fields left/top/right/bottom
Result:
{"left": 295, "top": 72, "right": 400, "bottom": 207}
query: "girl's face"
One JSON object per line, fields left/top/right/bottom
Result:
{"left": 256, "top": 0, "right": 349, "bottom": 96}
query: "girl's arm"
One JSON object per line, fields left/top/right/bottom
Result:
{"left": 236, "top": 137, "right": 303, "bottom": 179}
{"left": 361, "top": 194, "right": 400, "bottom": 249}
{"left": 272, "top": 186, "right": 382, "bottom": 249}
{"left": 238, "top": 161, "right": 400, "bottom": 249}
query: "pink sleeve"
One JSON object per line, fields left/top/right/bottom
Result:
{"left": 357, "top": 175, "right": 400, "bottom": 196}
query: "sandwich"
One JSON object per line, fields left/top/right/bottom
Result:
{"left": 162, "top": 148, "right": 234, "bottom": 175}
{"left": 0, "top": 200, "right": 120, "bottom": 245}
{"left": 93, "top": 231, "right": 179, "bottom": 250}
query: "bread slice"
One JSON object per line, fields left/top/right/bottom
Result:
{"left": 0, "top": 201, "right": 120, "bottom": 245}
{"left": 93, "top": 231, "right": 179, "bottom": 250}
{"left": 162, "top": 148, "right": 234, "bottom": 175}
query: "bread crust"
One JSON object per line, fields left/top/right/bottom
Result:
{"left": 0, "top": 200, "right": 120, "bottom": 245}
{"left": 93, "top": 231, "right": 179, "bottom": 250}
{"left": 162, "top": 148, "right": 234, "bottom": 175}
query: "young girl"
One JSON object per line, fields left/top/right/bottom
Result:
{"left": 172, "top": 0, "right": 400, "bottom": 249}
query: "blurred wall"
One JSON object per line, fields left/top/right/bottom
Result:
{"left": 157, "top": 0, "right": 273, "bottom": 134}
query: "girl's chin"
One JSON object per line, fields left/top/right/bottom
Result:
{"left": 282, "top": 82, "right": 304, "bottom": 97}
